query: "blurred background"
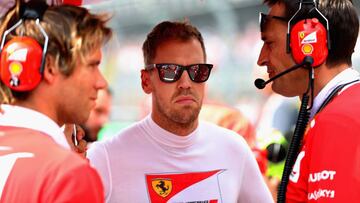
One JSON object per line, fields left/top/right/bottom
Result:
{"left": 1, "top": 0, "right": 360, "bottom": 126}
{"left": 86, "top": 0, "right": 272, "bottom": 125}
{"left": 85, "top": 0, "right": 360, "bottom": 126}
{"left": 2, "top": 1, "right": 359, "bottom": 197}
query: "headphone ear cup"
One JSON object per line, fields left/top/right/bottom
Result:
{"left": 0, "top": 36, "right": 43, "bottom": 91}
{"left": 289, "top": 18, "right": 328, "bottom": 67}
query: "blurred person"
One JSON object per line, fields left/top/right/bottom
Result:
{"left": 250, "top": 63, "right": 298, "bottom": 201}
{"left": 255, "top": 67, "right": 299, "bottom": 202}
{"left": 0, "top": 0, "right": 112, "bottom": 202}
{"left": 88, "top": 21, "right": 273, "bottom": 203}
{"left": 200, "top": 102, "right": 257, "bottom": 147}
{"left": 256, "top": 92, "right": 298, "bottom": 142}
{"left": 82, "top": 88, "right": 112, "bottom": 143}
{"left": 258, "top": 0, "right": 359, "bottom": 202}
{"left": 200, "top": 102, "right": 281, "bottom": 201}
{"left": 252, "top": 64, "right": 298, "bottom": 141}
{"left": 63, "top": 123, "right": 87, "bottom": 156}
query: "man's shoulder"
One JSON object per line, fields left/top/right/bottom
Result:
{"left": 308, "top": 83, "right": 360, "bottom": 140}
{"left": 0, "top": 126, "right": 60, "bottom": 152}
{"left": 88, "top": 121, "right": 141, "bottom": 153}
{"left": 0, "top": 126, "right": 90, "bottom": 170}
{"left": 0, "top": 127, "right": 99, "bottom": 195}
{"left": 321, "top": 82, "right": 360, "bottom": 114}
{"left": 338, "top": 81, "right": 360, "bottom": 98}
{"left": 199, "top": 121, "right": 248, "bottom": 146}
{"left": 200, "top": 120, "right": 240, "bottom": 135}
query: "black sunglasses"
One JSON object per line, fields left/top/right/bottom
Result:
{"left": 259, "top": 12, "right": 288, "bottom": 32}
{"left": 145, "top": 63, "right": 213, "bottom": 83}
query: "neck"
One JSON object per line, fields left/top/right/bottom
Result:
{"left": 151, "top": 113, "right": 199, "bottom": 136}
{"left": 14, "top": 92, "right": 60, "bottom": 126}
{"left": 310, "top": 62, "right": 350, "bottom": 98}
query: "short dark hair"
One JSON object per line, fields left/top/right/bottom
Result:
{"left": 263, "top": 0, "right": 359, "bottom": 67}
{"left": 142, "top": 20, "right": 206, "bottom": 65}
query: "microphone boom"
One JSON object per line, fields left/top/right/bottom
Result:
{"left": 254, "top": 56, "right": 314, "bottom": 89}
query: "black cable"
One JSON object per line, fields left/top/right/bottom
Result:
{"left": 277, "top": 67, "right": 312, "bottom": 203}
{"left": 277, "top": 94, "right": 310, "bottom": 203}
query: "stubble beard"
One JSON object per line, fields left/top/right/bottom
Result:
{"left": 155, "top": 95, "right": 201, "bottom": 129}
{"left": 60, "top": 103, "right": 91, "bottom": 126}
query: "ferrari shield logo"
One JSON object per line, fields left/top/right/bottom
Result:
{"left": 151, "top": 179, "right": 172, "bottom": 198}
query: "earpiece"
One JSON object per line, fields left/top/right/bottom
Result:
{"left": 289, "top": 18, "right": 328, "bottom": 67}
{"left": 0, "top": 36, "right": 44, "bottom": 91}
{"left": 0, "top": 1, "right": 48, "bottom": 91}
{"left": 286, "top": 0, "right": 330, "bottom": 67}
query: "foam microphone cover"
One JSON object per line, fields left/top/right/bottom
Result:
{"left": 254, "top": 78, "right": 266, "bottom": 89}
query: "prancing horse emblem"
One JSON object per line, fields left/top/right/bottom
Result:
{"left": 151, "top": 179, "right": 172, "bottom": 198}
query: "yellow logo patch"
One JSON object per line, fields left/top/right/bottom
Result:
{"left": 302, "top": 44, "right": 313, "bottom": 54}
{"left": 9, "top": 62, "right": 23, "bottom": 75}
{"left": 299, "top": 31, "right": 305, "bottom": 39}
{"left": 151, "top": 179, "right": 172, "bottom": 198}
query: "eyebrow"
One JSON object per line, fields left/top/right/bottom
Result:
{"left": 88, "top": 60, "right": 101, "bottom": 66}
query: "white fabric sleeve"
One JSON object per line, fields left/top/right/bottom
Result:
{"left": 87, "top": 142, "right": 112, "bottom": 202}
{"left": 238, "top": 141, "right": 274, "bottom": 203}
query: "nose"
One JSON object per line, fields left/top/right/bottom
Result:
{"left": 99, "top": 113, "right": 110, "bottom": 126}
{"left": 257, "top": 44, "right": 268, "bottom": 67}
{"left": 96, "top": 69, "right": 108, "bottom": 90}
{"left": 177, "top": 69, "right": 192, "bottom": 89}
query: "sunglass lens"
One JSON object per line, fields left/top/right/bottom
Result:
{"left": 189, "top": 64, "right": 211, "bottom": 82}
{"left": 158, "top": 64, "right": 180, "bottom": 82}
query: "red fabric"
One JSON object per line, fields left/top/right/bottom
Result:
{"left": 146, "top": 170, "right": 222, "bottom": 202}
{"left": 252, "top": 147, "right": 268, "bottom": 174}
{"left": 0, "top": 126, "right": 104, "bottom": 203}
{"left": 62, "top": 0, "right": 83, "bottom": 6}
{"left": 286, "top": 83, "right": 360, "bottom": 203}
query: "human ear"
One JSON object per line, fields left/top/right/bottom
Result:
{"left": 141, "top": 69, "right": 152, "bottom": 94}
{"left": 42, "top": 56, "right": 59, "bottom": 84}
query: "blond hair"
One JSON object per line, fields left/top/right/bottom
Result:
{"left": 0, "top": 0, "right": 112, "bottom": 101}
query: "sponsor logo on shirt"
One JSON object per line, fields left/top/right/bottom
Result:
{"left": 290, "top": 151, "right": 305, "bottom": 183}
{"left": 146, "top": 169, "right": 224, "bottom": 203}
{"left": 308, "top": 189, "right": 335, "bottom": 201}
{"left": 151, "top": 179, "right": 172, "bottom": 198}
{"left": 306, "top": 170, "right": 336, "bottom": 201}
{"left": 308, "top": 170, "right": 336, "bottom": 183}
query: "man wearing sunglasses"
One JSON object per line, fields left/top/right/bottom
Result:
{"left": 258, "top": 0, "right": 359, "bottom": 202}
{"left": 87, "top": 21, "right": 273, "bottom": 202}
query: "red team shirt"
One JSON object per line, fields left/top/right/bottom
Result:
{"left": 0, "top": 105, "right": 104, "bottom": 202}
{"left": 0, "top": 126, "right": 104, "bottom": 203}
{"left": 286, "top": 82, "right": 360, "bottom": 202}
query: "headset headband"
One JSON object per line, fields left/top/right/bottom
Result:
{"left": 287, "top": 0, "right": 331, "bottom": 53}
{"left": 20, "top": 1, "right": 49, "bottom": 20}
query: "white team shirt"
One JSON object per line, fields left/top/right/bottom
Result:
{"left": 88, "top": 115, "right": 273, "bottom": 203}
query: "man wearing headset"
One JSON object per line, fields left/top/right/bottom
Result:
{"left": 87, "top": 21, "right": 273, "bottom": 203}
{"left": 0, "top": 1, "right": 112, "bottom": 202}
{"left": 258, "top": 0, "right": 359, "bottom": 202}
